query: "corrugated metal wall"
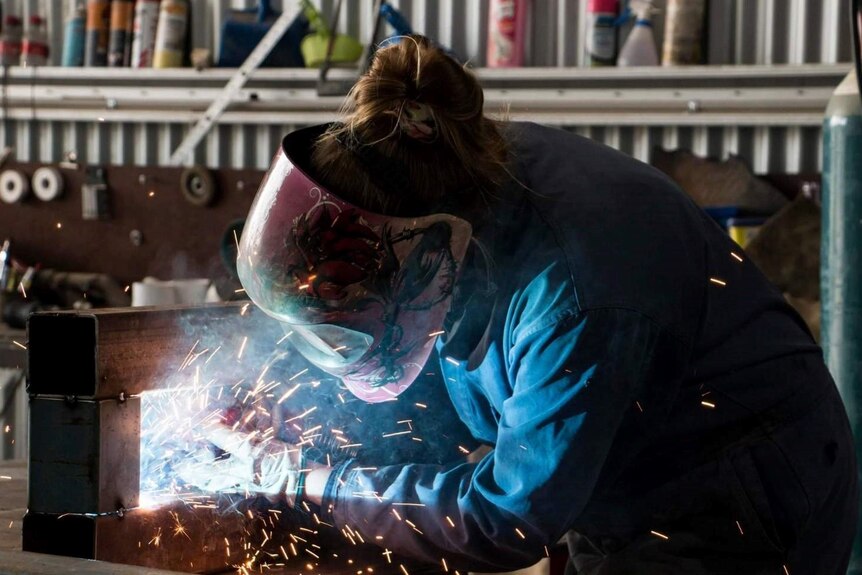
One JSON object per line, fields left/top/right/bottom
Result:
{"left": 3, "top": 0, "right": 855, "bottom": 173}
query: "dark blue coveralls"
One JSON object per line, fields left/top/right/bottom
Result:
{"left": 320, "top": 122, "right": 858, "bottom": 574}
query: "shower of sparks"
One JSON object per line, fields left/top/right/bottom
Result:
{"left": 11, "top": 341, "right": 26, "bottom": 350}
{"left": 650, "top": 530, "right": 669, "bottom": 540}
{"left": 701, "top": 401, "right": 716, "bottom": 409}
{"left": 709, "top": 277, "right": 727, "bottom": 286}
{"left": 730, "top": 251, "right": 744, "bottom": 262}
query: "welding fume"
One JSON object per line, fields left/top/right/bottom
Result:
{"left": 167, "top": 35, "right": 857, "bottom": 574}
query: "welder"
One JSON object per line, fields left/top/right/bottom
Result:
{"left": 183, "top": 36, "right": 858, "bottom": 574}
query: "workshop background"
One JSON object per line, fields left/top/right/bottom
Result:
{"left": 0, "top": 1, "right": 858, "bottom": 575}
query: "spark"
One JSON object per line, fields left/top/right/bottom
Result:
{"left": 442, "top": 558, "right": 448, "bottom": 572}
{"left": 415, "top": 403, "right": 427, "bottom": 409}
{"left": 400, "top": 565, "right": 409, "bottom": 575}
{"left": 428, "top": 330, "right": 445, "bottom": 337}
{"left": 445, "top": 516, "right": 455, "bottom": 528}
{"left": 276, "top": 383, "right": 301, "bottom": 404}
{"left": 650, "top": 530, "right": 669, "bottom": 540}
{"left": 635, "top": 401, "right": 643, "bottom": 412}
{"left": 382, "top": 430, "right": 412, "bottom": 438}
{"left": 11, "top": 341, "right": 26, "bottom": 350}
{"left": 237, "top": 336, "right": 248, "bottom": 359}
{"left": 298, "top": 284, "right": 309, "bottom": 290}
{"left": 4, "top": 425, "right": 10, "bottom": 433}
{"left": 148, "top": 191, "right": 155, "bottom": 198}
{"left": 240, "top": 303, "right": 250, "bottom": 316}
{"left": 444, "top": 356, "right": 460, "bottom": 366}
{"left": 514, "top": 527, "right": 526, "bottom": 539}
{"left": 736, "top": 520, "right": 744, "bottom": 535}
{"left": 392, "top": 502, "right": 426, "bottom": 507}
{"left": 56, "top": 222, "right": 62, "bottom": 229}
{"left": 277, "top": 331, "right": 293, "bottom": 344}
{"left": 149, "top": 528, "right": 162, "bottom": 546}
{"left": 234, "top": 288, "right": 246, "bottom": 293}
{"left": 339, "top": 443, "right": 362, "bottom": 449}
{"left": 124, "top": 285, "right": 130, "bottom": 293}
{"left": 731, "top": 251, "right": 744, "bottom": 262}
{"left": 458, "top": 446, "right": 470, "bottom": 455}
{"left": 289, "top": 368, "right": 309, "bottom": 381}
{"left": 0, "top": 476, "right": 9, "bottom": 480}
{"left": 709, "top": 277, "right": 727, "bottom": 286}
{"left": 304, "top": 549, "right": 320, "bottom": 559}
{"left": 18, "top": 282, "right": 26, "bottom": 298}
{"left": 783, "top": 565, "right": 791, "bottom": 575}
{"left": 701, "top": 401, "right": 716, "bottom": 409}
{"left": 392, "top": 509, "right": 402, "bottom": 521}
{"left": 383, "top": 549, "right": 393, "bottom": 563}
{"left": 544, "top": 545, "right": 550, "bottom": 557}
{"left": 7, "top": 521, "right": 11, "bottom": 528}
{"left": 286, "top": 406, "right": 317, "bottom": 422}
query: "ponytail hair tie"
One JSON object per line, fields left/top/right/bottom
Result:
{"left": 400, "top": 101, "right": 437, "bottom": 142}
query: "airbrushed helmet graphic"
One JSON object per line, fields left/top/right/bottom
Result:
{"left": 237, "top": 125, "right": 472, "bottom": 403}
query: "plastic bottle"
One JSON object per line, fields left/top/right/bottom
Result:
{"left": 618, "top": 0, "right": 658, "bottom": 66}
{"left": 0, "top": 13, "right": 22, "bottom": 66}
{"left": 21, "top": 15, "right": 49, "bottom": 67}
{"left": 61, "top": 1, "right": 86, "bottom": 67}
{"left": 662, "top": 0, "right": 707, "bottom": 65}
{"left": 487, "top": 0, "right": 529, "bottom": 67}
{"left": 130, "top": 0, "right": 160, "bottom": 68}
{"left": 153, "top": 0, "right": 189, "bottom": 68}
{"left": 586, "top": 0, "right": 619, "bottom": 67}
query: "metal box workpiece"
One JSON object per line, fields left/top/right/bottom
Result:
{"left": 23, "top": 303, "right": 278, "bottom": 573}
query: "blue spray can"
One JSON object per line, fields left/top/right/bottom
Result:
{"left": 61, "top": 1, "right": 86, "bottom": 66}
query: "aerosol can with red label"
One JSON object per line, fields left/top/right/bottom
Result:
{"left": 486, "top": 0, "right": 529, "bottom": 67}
{"left": 131, "top": 0, "right": 160, "bottom": 68}
{"left": 586, "top": 0, "right": 619, "bottom": 66}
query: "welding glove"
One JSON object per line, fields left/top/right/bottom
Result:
{"left": 177, "top": 424, "right": 304, "bottom": 506}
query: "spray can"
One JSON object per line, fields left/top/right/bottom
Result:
{"left": 131, "top": 0, "right": 160, "bottom": 68}
{"left": 61, "top": 1, "right": 86, "bottom": 67}
{"left": 21, "top": 15, "right": 49, "bottom": 67}
{"left": 486, "top": 0, "right": 529, "bottom": 67}
{"left": 585, "top": 0, "right": 619, "bottom": 66}
{"left": 0, "top": 13, "right": 22, "bottom": 66}
{"left": 152, "top": 0, "right": 188, "bottom": 68}
{"left": 84, "top": 0, "right": 111, "bottom": 66}
{"left": 618, "top": 0, "right": 659, "bottom": 67}
{"left": 108, "top": 0, "right": 134, "bottom": 67}
{"left": 662, "top": 0, "right": 707, "bottom": 65}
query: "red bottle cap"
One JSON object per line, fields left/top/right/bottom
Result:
{"left": 589, "top": 0, "right": 619, "bottom": 13}
{"left": 29, "top": 15, "right": 44, "bottom": 26}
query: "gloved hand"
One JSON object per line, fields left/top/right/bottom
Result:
{"left": 177, "top": 423, "right": 305, "bottom": 506}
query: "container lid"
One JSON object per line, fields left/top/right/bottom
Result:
{"left": 589, "top": 0, "right": 619, "bottom": 13}
{"left": 29, "top": 15, "right": 44, "bottom": 25}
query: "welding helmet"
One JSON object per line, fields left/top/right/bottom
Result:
{"left": 237, "top": 125, "right": 472, "bottom": 403}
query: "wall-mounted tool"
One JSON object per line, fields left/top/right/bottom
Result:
{"left": 31, "top": 167, "right": 65, "bottom": 202}
{"left": 179, "top": 165, "right": 217, "bottom": 207}
{"left": 0, "top": 169, "right": 30, "bottom": 204}
{"left": 81, "top": 167, "right": 110, "bottom": 220}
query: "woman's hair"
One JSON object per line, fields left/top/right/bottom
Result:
{"left": 311, "top": 36, "right": 509, "bottom": 216}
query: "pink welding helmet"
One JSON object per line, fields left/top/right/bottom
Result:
{"left": 237, "top": 125, "right": 472, "bottom": 403}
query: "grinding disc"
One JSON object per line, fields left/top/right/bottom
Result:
{"left": 180, "top": 165, "right": 217, "bottom": 207}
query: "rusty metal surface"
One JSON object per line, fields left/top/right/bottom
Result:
{"left": 28, "top": 397, "right": 140, "bottom": 515}
{"left": 27, "top": 303, "right": 281, "bottom": 399}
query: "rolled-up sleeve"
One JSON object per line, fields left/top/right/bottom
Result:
{"left": 323, "top": 308, "right": 667, "bottom": 572}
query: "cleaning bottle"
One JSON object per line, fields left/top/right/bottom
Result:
{"left": 487, "top": 0, "right": 529, "bottom": 67}
{"left": 61, "top": 1, "right": 86, "bottom": 67}
{"left": 585, "top": 0, "right": 619, "bottom": 67}
{"left": 21, "top": 14, "right": 49, "bottom": 67}
{"left": 618, "top": 0, "right": 658, "bottom": 67}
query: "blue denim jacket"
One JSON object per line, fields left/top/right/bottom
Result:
{"left": 322, "top": 123, "right": 824, "bottom": 572}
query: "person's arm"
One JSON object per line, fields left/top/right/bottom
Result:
{"left": 318, "top": 307, "right": 680, "bottom": 572}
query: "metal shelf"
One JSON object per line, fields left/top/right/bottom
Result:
{"left": 0, "top": 63, "right": 850, "bottom": 128}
